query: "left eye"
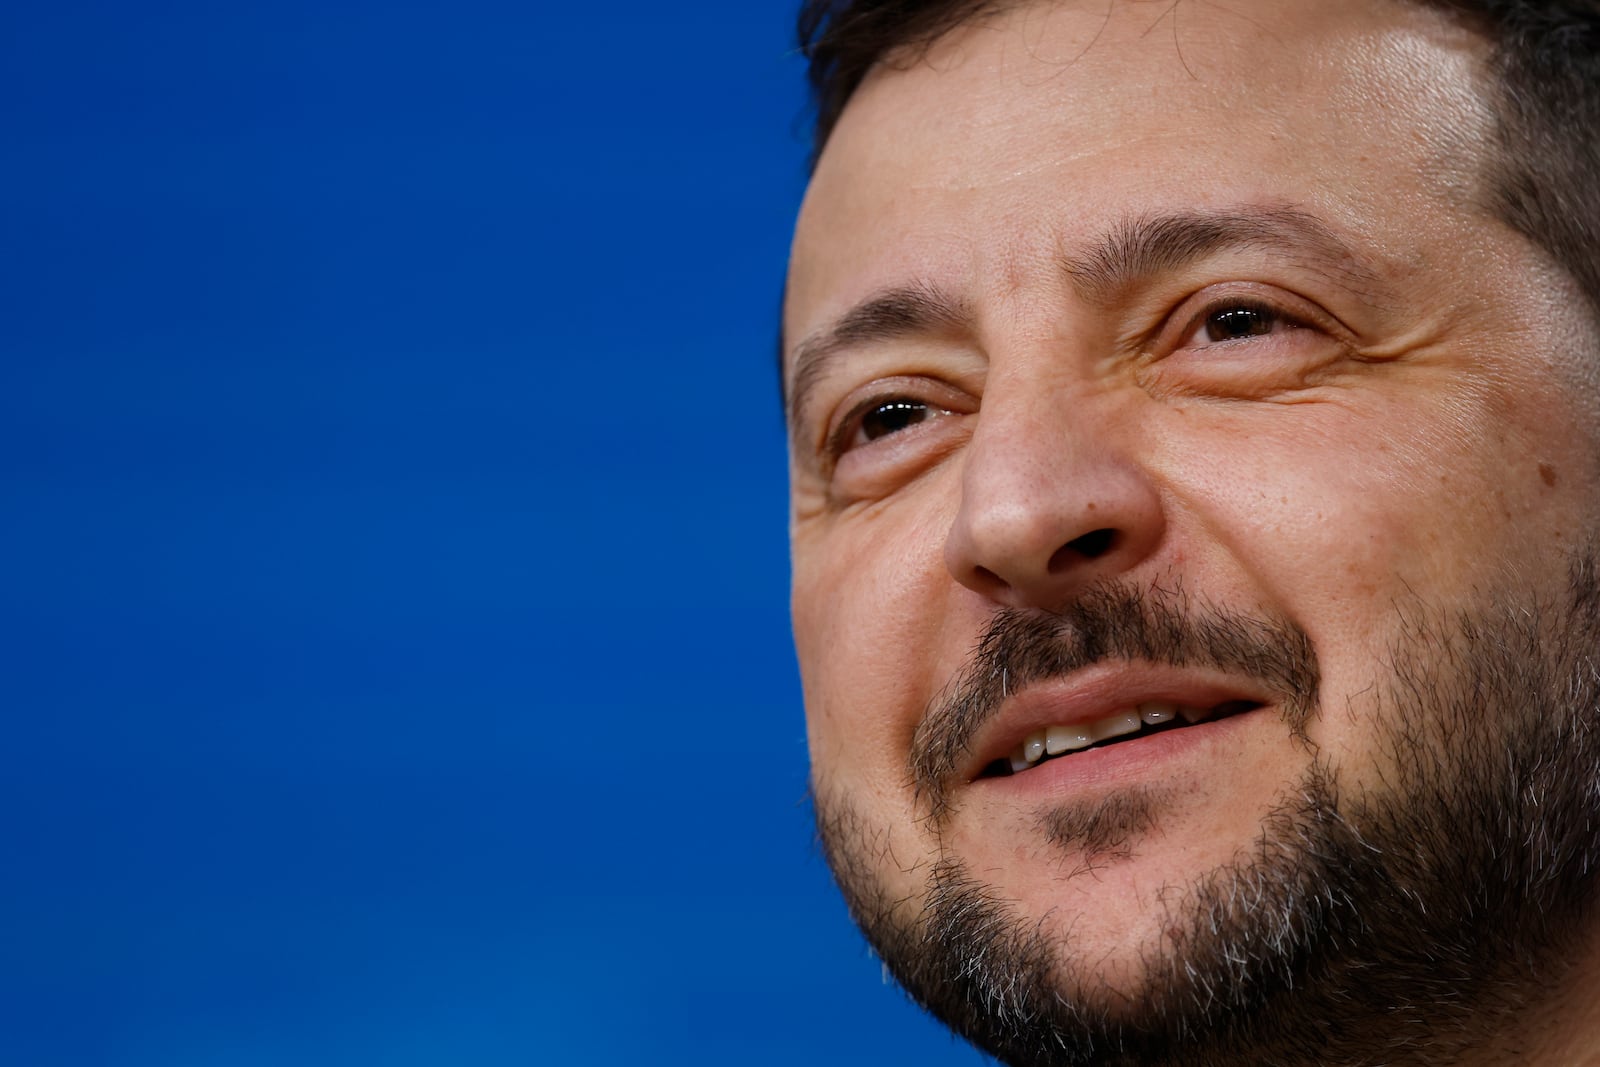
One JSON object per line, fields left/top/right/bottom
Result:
{"left": 1183, "top": 301, "right": 1298, "bottom": 348}
{"left": 1205, "top": 304, "right": 1278, "bottom": 340}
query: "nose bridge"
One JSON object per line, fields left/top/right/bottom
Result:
{"left": 944, "top": 362, "right": 1165, "bottom": 609}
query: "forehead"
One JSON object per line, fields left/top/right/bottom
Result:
{"left": 786, "top": 0, "right": 1493, "bottom": 342}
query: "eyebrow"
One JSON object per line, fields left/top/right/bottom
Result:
{"left": 1065, "top": 206, "right": 1384, "bottom": 307}
{"left": 785, "top": 283, "right": 970, "bottom": 433}
{"left": 784, "top": 205, "right": 1384, "bottom": 437}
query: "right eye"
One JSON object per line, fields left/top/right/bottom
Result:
{"left": 809, "top": 375, "right": 977, "bottom": 501}
{"left": 860, "top": 399, "right": 933, "bottom": 441}
{"left": 830, "top": 395, "right": 950, "bottom": 458}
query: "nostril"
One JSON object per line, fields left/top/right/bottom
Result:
{"left": 1071, "top": 528, "right": 1117, "bottom": 558}
{"left": 1049, "top": 528, "right": 1117, "bottom": 572}
{"left": 972, "top": 564, "right": 1006, "bottom": 591}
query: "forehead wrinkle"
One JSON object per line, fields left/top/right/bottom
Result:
{"left": 1063, "top": 205, "right": 1393, "bottom": 310}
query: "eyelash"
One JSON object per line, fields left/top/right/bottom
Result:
{"left": 1168, "top": 291, "right": 1322, "bottom": 354}
{"left": 816, "top": 291, "right": 1338, "bottom": 468}
{"left": 1197, "top": 299, "right": 1280, "bottom": 341}
{"left": 826, "top": 393, "right": 949, "bottom": 461}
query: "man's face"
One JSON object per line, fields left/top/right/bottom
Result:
{"left": 785, "top": 0, "right": 1600, "bottom": 1061}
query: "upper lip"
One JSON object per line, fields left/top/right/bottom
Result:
{"left": 961, "top": 663, "right": 1275, "bottom": 781}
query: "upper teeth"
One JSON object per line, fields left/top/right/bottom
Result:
{"left": 1007, "top": 702, "right": 1216, "bottom": 772}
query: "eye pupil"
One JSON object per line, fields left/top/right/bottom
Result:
{"left": 861, "top": 400, "right": 929, "bottom": 441}
{"left": 1205, "top": 306, "right": 1275, "bottom": 342}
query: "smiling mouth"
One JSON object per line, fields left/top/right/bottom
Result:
{"left": 977, "top": 699, "right": 1265, "bottom": 779}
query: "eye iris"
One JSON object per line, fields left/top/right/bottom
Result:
{"left": 1205, "top": 305, "right": 1275, "bottom": 342}
{"left": 861, "top": 400, "right": 929, "bottom": 441}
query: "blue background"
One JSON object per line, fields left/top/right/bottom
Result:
{"left": 2, "top": 2, "right": 986, "bottom": 1064}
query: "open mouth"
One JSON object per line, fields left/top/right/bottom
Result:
{"left": 977, "top": 699, "right": 1265, "bottom": 779}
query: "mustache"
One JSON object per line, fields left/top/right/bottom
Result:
{"left": 910, "top": 582, "right": 1320, "bottom": 822}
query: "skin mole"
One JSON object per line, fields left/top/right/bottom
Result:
{"left": 788, "top": 1, "right": 1600, "bottom": 1062}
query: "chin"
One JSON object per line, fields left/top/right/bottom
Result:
{"left": 814, "top": 560, "right": 1600, "bottom": 1067}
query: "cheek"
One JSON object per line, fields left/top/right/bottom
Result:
{"left": 1164, "top": 421, "right": 1424, "bottom": 580}
{"left": 792, "top": 498, "right": 964, "bottom": 904}
{"left": 1149, "top": 381, "right": 1597, "bottom": 753}
{"left": 1149, "top": 395, "right": 1526, "bottom": 666}
{"left": 792, "top": 495, "right": 962, "bottom": 776}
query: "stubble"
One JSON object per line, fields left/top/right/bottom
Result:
{"left": 814, "top": 558, "right": 1600, "bottom": 1066}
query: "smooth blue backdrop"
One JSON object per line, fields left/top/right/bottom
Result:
{"left": 2, "top": 2, "right": 989, "bottom": 1064}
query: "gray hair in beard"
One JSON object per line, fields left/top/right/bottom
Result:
{"left": 910, "top": 583, "right": 1319, "bottom": 824}
{"left": 815, "top": 562, "right": 1600, "bottom": 1066}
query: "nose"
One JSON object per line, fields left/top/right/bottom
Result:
{"left": 943, "top": 396, "right": 1166, "bottom": 610}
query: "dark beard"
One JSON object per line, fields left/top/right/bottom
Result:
{"left": 814, "top": 560, "right": 1600, "bottom": 1066}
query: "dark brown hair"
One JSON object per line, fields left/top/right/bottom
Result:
{"left": 796, "top": 0, "right": 1600, "bottom": 315}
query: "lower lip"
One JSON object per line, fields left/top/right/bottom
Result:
{"left": 972, "top": 707, "right": 1270, "bottom": 801}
